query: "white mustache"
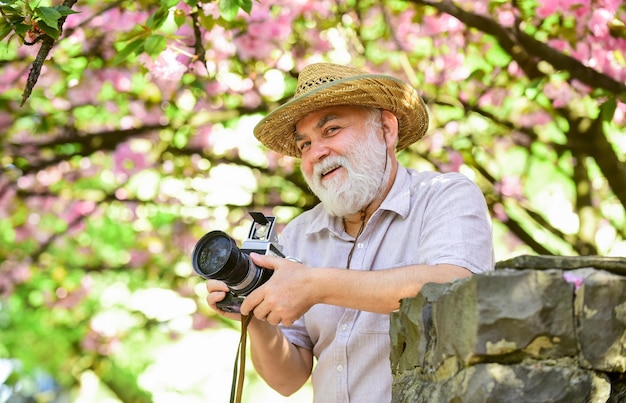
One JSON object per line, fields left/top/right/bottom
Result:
{"left": 313, "top": 155, "right": 350, "bottom": 180}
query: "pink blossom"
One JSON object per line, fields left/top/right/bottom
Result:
{"left": 421, "top": 14, "right": 463, "bottom": 36}
{"left": 394, "top": 9, "right": 419, "bottom": 50}
{"left": 92, "top": 8, "right": 149, "bottom": 31}
{"left": 614, "top": 101, "right": 626, "bottom": 125}
{"left": 602, "top": 0, "right": 622, "bottom": 12}
{"left": 299, "top": 0, "right": 334, "bottom": 18}
{"left": 200, "top": 2, "right": 221, "bottom": 19}
{"left": 494, "top": 176, "right": 524, "bottom": 200}
{"left": 588, "top": 8, "right": 612, "bottom": 37}
{"left": 192, "top": 312, "right": 218, "bottom": 330}
{"left": 203, "top": 26, "right": 236, "bottom": 60}
{"left": 492, "top": 203, "right": 509, "bottom": 222}
{"left": 67, "top": 83, "right": 100, "bottom": 105}
{"left": 563, "top": 271, "right": 584, "bottom": 290}
{"left": 148, "top": 48, "right": 188, "bottom": 82}
{"left": 548, "top": 39, "right": 569, "bottom": 53}
{"left": 507, "top": 60, "right": 523, "bottom": 77}
{"left": 440, "top": 150, "right": 464, "bottom": 173}
{"left": 189, "top": 125, "right": 213, "bottom": 149}
{"left": 563, "top": 0, "right": 587, "bottom": 9}
{"left": 446, "top": 53, "right": 470, "bottom": 81}
{"left": 444, "top": 121, "right": 460, "bottom": 136}
{"left": 498, "top": 10, "right": 516, "bottom": 27}
{"left": 478, "top": 88, "right": 507, "bottom": 108}
{"left": 424, "top": 131, "right": 445, "bottom": 154}
{"left": 0, "top": 181, "right": 17, "bottom": 218}
{"left": 234, "top": 34, "right": 274, "bottom": 60}
{"left": 536, "top": 0, "right": 559, "bottom": 18}
{"left": 304, "top": 28, "right": 333, "bottom": 54}
{"left": 543, "top": 81, "right": 573, "bottom": 108}
{"left": 242, "top": 90, "right": 262, "bottom": 108}
{"left": 517, "top": 110, "right": 552, "bottom": 128}
{"left": 9, "top": 262, "right": 31, "bottom": 283}
{"left": 113, "top": 141, "right": 149, "bottom": 176}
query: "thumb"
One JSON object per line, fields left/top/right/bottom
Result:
{"left": 249, "top": 252, "right": 279, "bottom": 270}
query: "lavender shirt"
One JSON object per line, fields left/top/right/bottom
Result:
{"left": 277, "top": 167, "right": 494, "bottom": 403}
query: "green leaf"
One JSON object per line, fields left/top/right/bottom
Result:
{"left": 117, "top": 25, "right": 150, "bottom": 43}
{"left": 146, "top": 7, "right": 169, "bottom": 29}
{"left": 485, "top": 43, "right": 512, "bottom": 67}
{"left": 0, "top": 219, "right": 16, "bottom": 244}
{"left": 162, "top": 0, "right": 180, "bottom": 8}
{"left": 600, "top": 98, "right": 617, "bottom": 122}
{"left": 36, "top": 21, "right": 60, "bottom": 40}
{"left": 144, "top": 34, "right": 167, "bottom": 57}
{"left": 0, "top": 22, "right": 12, "bottom": 42}
{"left": 239, "top": 0, "right": 252, "bottom": 14}
{"left": 174, "top": 9, "right": 186, "bottom": 27}
{"left": 54, "top": 6, "right": 80, "bottom": 17}
{"left": 113, "top": 38, "right": 145, "bottom": 65}
{"left": 35, "top": 6, "right": 62, "bottom": 30}
{"left": 219, "top": 0, "right": 239, "bottom": 21}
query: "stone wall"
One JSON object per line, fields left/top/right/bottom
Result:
{"left": 390, "top": 255, "right": 626, "bottom": 402}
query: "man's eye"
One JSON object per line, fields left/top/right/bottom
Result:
{"left": 298, "top": 141, "right": 311, "bottom": 151}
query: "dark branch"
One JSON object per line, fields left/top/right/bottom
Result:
{"left": 409, "top": 0, "right": 626, "bottom": 98}
{"left": 21, "top": 0, "right": 79, "bottom": 106}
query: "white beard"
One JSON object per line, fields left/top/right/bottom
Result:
{"left": 303, "top": 122, "right": 389, "bottom": 217}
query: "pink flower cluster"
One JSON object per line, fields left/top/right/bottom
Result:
{"left": 233, "top": 5, "right": 294, "bottom": 60}
{"left": 538, "top": 0, "right": 626, "bottom": 83}
{"left": 113, "top": 141, "right": 150, "bottom": 177}
{"left": 142, "top": 48, "right": 188, "bottom": 83}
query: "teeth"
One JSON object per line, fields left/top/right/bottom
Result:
{"left": 322, "top": 165, "right": 340, "bottom": 177}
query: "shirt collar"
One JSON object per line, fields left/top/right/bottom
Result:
{"left": 304, "top": 166, "right": 412, "bottom": 236}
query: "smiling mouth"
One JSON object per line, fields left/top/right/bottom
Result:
{"left": 321, "top": 165, "right": 342, "bottom": 179}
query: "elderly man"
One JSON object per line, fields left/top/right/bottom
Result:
{"left": 206, "top": 63, "right": 494, "bottom": 402}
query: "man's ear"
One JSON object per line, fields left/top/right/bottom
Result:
{"left": 381, "top": 109, "right": 399, "bottom": 148}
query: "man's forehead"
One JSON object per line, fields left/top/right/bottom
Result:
{"left": 296, "top": 105, "right": 359, "bottom": 128}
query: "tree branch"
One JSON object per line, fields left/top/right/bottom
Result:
{"left": 21, "top": 0, "right": 79, "bottom": 106}
{"left": 409, "top": 0, "right": 626, "bottom": 98}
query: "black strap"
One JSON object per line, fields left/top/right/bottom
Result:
{"left": 230, "top": 314, "right": 252, "bottom": 403}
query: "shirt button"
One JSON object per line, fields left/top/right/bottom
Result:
{"left": 357, "top": 242, "right": 364, "bottom": 248}
{"left": 337, "top": 365, "right": 344, "bottom": 372}
{"left": 341, "top": 323, "right": 348, "bottom": 330}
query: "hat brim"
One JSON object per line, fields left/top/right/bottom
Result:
{"left": 253, "top": 74, "right": 429, "bottom": 158}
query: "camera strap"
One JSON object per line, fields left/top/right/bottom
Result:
{"left": 230, "top": 313, "right": 252, "bottom": 403}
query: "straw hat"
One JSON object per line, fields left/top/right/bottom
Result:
{"left": 253, "top": 63, "right": 429, "bottom": 158}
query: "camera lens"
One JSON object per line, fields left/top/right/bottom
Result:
{"left": 191, "top": 230, "right": 272, "bottom": 296}
{"left": 192, "top": 231, "right": 246, "bottom": 280}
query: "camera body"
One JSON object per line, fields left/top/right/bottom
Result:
{"left": 192, "top": 212, "right": 284, "bottom": 313}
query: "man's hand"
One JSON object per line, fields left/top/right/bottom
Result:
{"left": 205, "top": 279, "right": 243, "bottom": 321}
{"left": 240, "top": 253, "right": 316, "bottom": 326}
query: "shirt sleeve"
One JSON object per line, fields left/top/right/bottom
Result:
{"left": 418, "top": 173, "right": 495, "bottom": 273}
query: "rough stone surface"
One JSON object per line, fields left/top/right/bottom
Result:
{"left": 434, "top": 270, "right": 577, "bottom": 368}
{"left": 391, "top": 256, "right": 626, "bottom": 403}
{"left": 392, "top": 363, "right": 610, "bottom": 403}
{"left": 575, "top": 269, "right": 626, "bottom": 372}
{"left": 391, "top": 270, "right": 578, "bottom": 376}
{"left": 390, "top": 282, "right": 448, "bottom": 374}
{"left": 496, "top": 254, "right": 626, "bottom": 276}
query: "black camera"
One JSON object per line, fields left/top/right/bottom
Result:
{"left": 192, "top": 212, "right": 284, "bottom": 313}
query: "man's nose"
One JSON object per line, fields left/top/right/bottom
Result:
{"left": 309, "top": 141, "right": 330, "bottom": 162}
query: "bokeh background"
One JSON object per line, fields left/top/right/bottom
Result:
{"left": 0, "top": 0, "right": 624, "bottom": 401}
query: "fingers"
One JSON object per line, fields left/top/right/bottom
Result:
{"left": 205, "top": 280, "right": 240, "bottom": 320}
{"left": 246, "top": 299, "right": 282, "bottom": 326}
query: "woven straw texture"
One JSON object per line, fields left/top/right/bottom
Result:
{"left": 253, "top": 63, "right": 429, "bottom": 158}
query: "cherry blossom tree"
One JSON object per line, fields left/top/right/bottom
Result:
{"left": 0, "top": 0, "right": 624, "bottom": 400}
